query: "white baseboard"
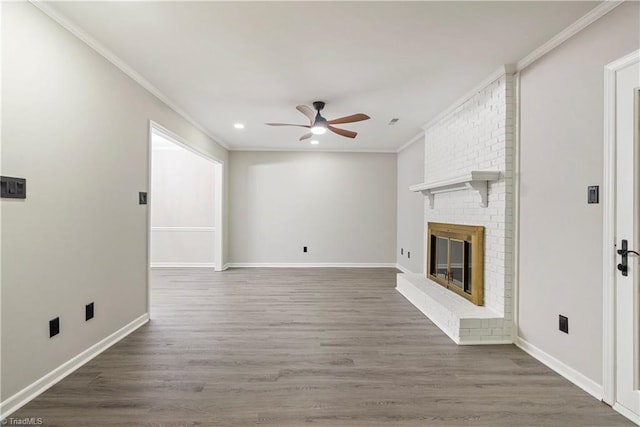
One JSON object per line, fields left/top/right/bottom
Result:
{"left": 222, "top": 263, "right": 231, "bottom": 271}
{"left": 613, "top": 403, "right": 640, "bottom": 425}
{"left": 458, "top": 338, "right": 513, "bottom": 345}
{"left": 150, "top": 262, "right": 216, "bottom": 268}
{"left": 395, "top": 263, "right": 411, "bottom": 274}
{"left": 225, "top": 262, "right": 398, "bottom": 268}
{"left": 515, "top": 336, "right": 603, "bottom": 400}
{"left": 0, "top": 313, "right": 149, "bottom": 418}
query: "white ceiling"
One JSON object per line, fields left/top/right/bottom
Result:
{"left": 47, "top": 1, "right": 599, "bottom": 152}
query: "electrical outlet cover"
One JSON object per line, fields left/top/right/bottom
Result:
{"left": 86, "top": 302, "right": 94, "bottom": 321}
{"left": 559, "top": 315, "right": 569, "bottom": 334}
{"left": 49, "top": 317, "right": 60, "bottom": 337}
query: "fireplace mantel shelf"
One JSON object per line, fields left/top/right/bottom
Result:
{"left": 409, "top": 171, "right": 500, "bottom": 208}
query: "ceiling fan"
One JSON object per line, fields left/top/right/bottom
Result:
{"left": 266, "top": 101, "right": 370, "bottom": 141}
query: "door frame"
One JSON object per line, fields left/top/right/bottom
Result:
{"left": 146, "top": 121, "right": 225, "bottom": 315}
{"left": 602, "top": 49, "right": 640, "bottom": 412}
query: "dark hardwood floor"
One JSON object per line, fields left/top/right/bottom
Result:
{"left": 10, "top": 268, "right": 632, "bottom": 426}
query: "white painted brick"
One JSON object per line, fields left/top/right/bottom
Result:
{"left": 424, "top": 74, "right": 514, "bottom": 320}
{"left": 489, "top": 318, "right": 503, "bottom": 327}
{"left": 470, "top": 328, "right": 492, "bottom": 336}
{"left": 460, "top": 319, "right": 483, "bottom": 329}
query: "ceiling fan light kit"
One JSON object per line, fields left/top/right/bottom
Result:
{"left": 310, "top": 127, "right": 327, "bottom": 135}
{"left": 266, "top": 101, "right": 370, "bottom": 142}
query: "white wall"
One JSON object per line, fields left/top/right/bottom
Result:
{"left": 423, "top": 74, "right": 515, "bottom": 324}
{"left": 151, "top": 135, "right": 216, "bottom": 267}
{"left": 518, "top": 2, "right": 639, "bottom": 385}
{"left": 396, "top": 141, "right": 425, "bottom": 273}
{"left": 229, "top": 151, "right": 397, "bottom": 265}
{"left": 1, "top": 2, "right": 228, "bottom": 402}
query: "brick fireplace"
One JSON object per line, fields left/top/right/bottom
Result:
{"left": 397, "top": 69, "right": 515, "bottom": 345}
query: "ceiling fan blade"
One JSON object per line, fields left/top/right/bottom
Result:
{"left": 328, "top": 125, "right": 357, "bottom": 139}
{"left": 299, "top": 133, "right": 313, "bottom": 141}
{"left": 265, "top": 123, "right": 311, "bottom": 128}
{"left": 296, "top": 105, "right": 316, "bottom": 125}
{"left": 327, "top": 113, "right": 370, "bottom": 125}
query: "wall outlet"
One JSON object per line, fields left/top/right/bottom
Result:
{"left": 139, "top": 192, "right": 148, "bottom": 205}
{"left": 401, "top": 248, "right": 404, "bottom": 255}
{"left": 407, "top": 251, "right": 411, "bottom": 259}
{"left": 559, "top": 315, "right": 569, "bottom": 334}
{"left": 49, "top": 317, "right": 60, "bottom": 338}
{"left": 303, "top": 246, "right": 308, "bottom": 253}
{"left": 86, "top": 302, "right": 94, "bottom": 321}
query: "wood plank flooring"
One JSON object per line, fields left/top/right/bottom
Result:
{"left": 11, "top": 268, "right": 632, "bottom": 426}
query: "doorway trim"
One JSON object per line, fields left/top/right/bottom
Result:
{"left": 602, "top": 49, "right": 640, "bottom": 409}
{"left": 147, "top": 121, "right": 225, "bottom": 313}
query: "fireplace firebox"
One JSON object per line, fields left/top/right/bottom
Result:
{"left": 427, "top": 222, "right": 484, "bottom": 306}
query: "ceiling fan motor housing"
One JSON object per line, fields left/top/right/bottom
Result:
{"left": 312, "top": 101, "right": 326, "bottom": 112}
{"left": 266, "top": 101, "right": 368, "bottom": 140}
{"left": 314, "top": 116, "right": 327, "bottom": 126}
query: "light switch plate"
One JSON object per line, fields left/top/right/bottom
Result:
{"left": 587, "top": 186, "right": 599, "bottom": 204}
{"left": 1, "top": 176, "right": 26, "bottom": 199}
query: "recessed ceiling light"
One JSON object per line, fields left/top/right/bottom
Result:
{"left": 310, "top": 140, "right": 320, "bottom": 145}
{"left": 234, "top": 123, "right": 245, "bottom": 129}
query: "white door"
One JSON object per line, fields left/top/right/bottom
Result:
{"left": 614, "top": 58, "right": 640, "bottom": 423}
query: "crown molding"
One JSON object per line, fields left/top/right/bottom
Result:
{"left": 516, "top": 0, "right": 624, "bottom": 71}
{"left": 422, "top": 65, "right": 510, "bottom": 132}
{"left": 29, "top": 1, "right": 231, "bottom": 151}
{"left": 32, "top": 0, "right": 622, "bottom": 154}
{"left": 286, "top": 1, "right": 621, "bottom": 153}
{"left": 418, "top": 1, "right": 623, "bottom": 136}
{"left": 396, "top": 131, "right": 425, "bottom": 153}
